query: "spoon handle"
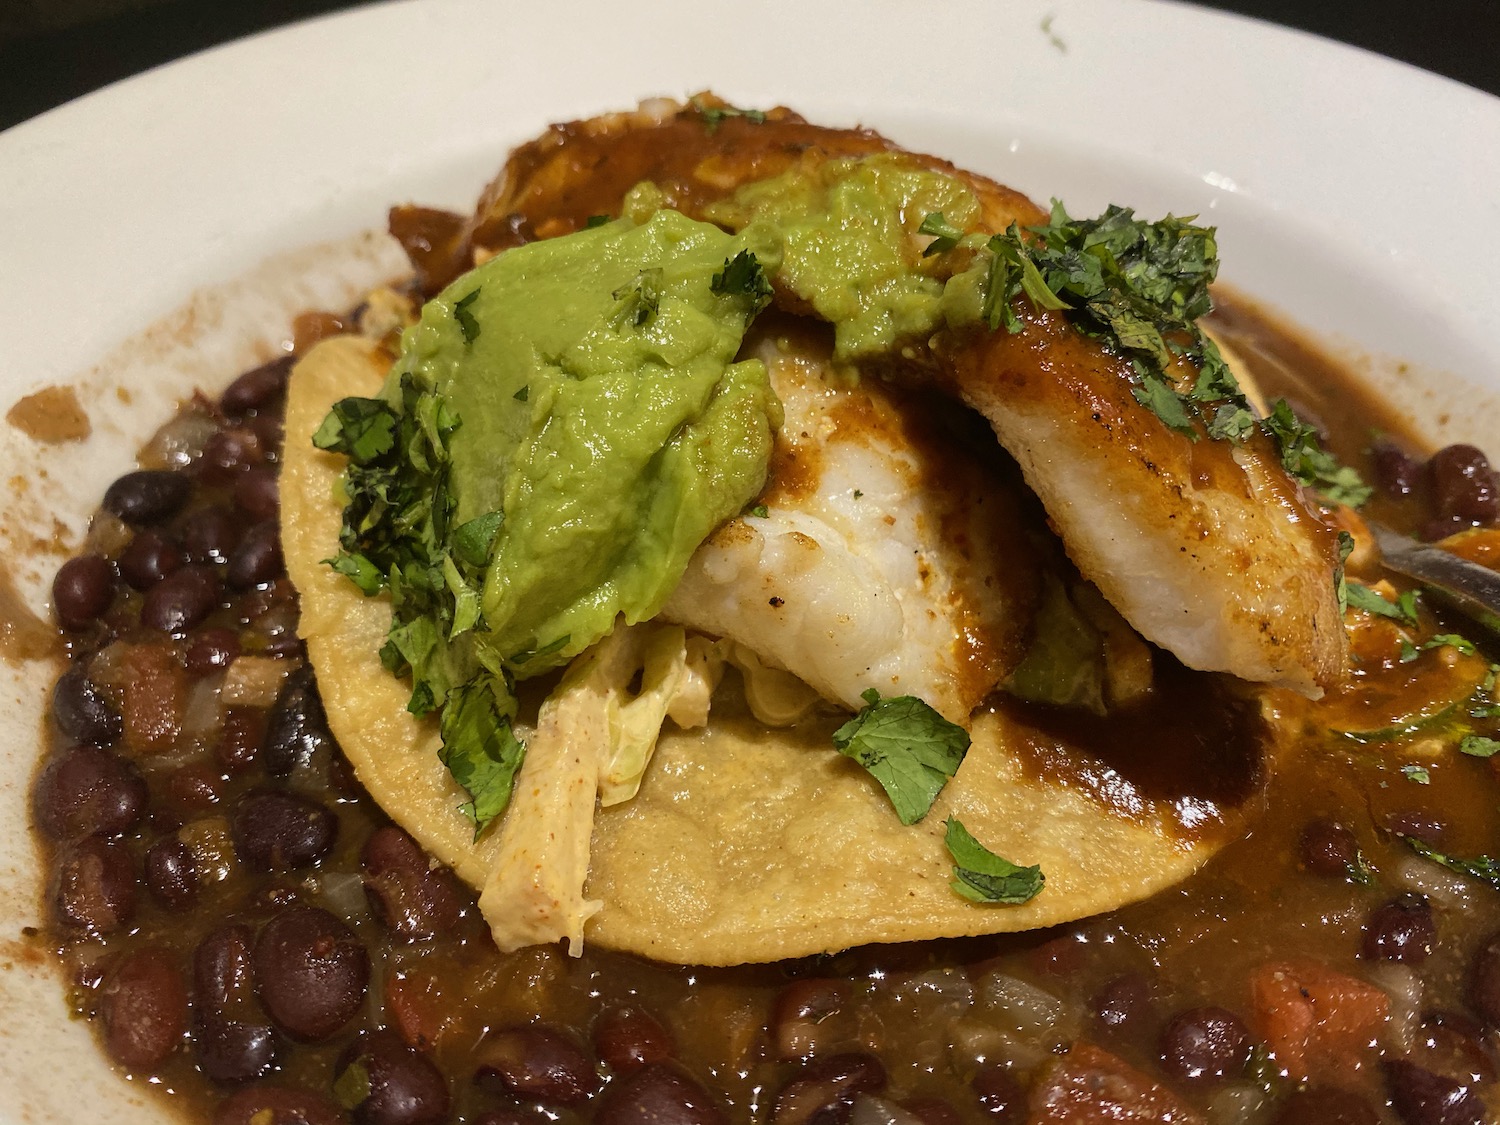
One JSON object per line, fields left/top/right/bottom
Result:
{"left": 1370, "top": 523, "right": 1500, "bottom": 640}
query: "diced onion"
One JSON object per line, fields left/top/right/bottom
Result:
{"left": 1396, "top": 854, "right": 1474, "bottom": 910}
{"left": 1206, "top": 1084, "right": 1269, "bottom": 1125}
{"left": 849, "top": 1095, "right": 926, "bottom": 1125}
{"left": 1365, "top": 962, "right": 1420, "bottom": 1053}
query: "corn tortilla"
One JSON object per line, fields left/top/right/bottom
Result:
{"left": 282, "top": 335, "right": 1282, "bottom": 966}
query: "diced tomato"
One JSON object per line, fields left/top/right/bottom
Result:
{"left": 1027, "top": 1042, "right": 1205, "bottom": 1124}
{"left": 119, "top": 642, "right": 185, "bottom": 755}
{"left": 1249, "top": 959, "right": 1389, "bottom": 1082}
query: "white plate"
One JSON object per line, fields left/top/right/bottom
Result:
{"left": 1, "top": 0, "right": 1497, "bottom": 1120}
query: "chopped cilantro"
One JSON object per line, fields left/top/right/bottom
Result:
{"left": 1347, "top": 849, "right": 1376, "bottom": 886}
{"left": 453, "top": 288, "right": 482, "bottom": 345}
{"left": 513, "top": 385, "right": 529, "bottom": 402}
{"left": 918, "top": 211, "right": 968, "bottom": 256}
{"left": 1401, "top": 633, "right": 1478, "bottom": 663}
{"left": 1401, "top": 764, "right": 1431, "bottom": 785}
{"left": 312, "top": 396, "right": 396, "bottom": 461}
{"left": 852, "top": 489, "right": 864, "bottom": 499}
{"left": 1345, "top": 582, "right": 1419, "bottom": 625}
{"left": 1460, "top": 735, "right": 1500, "bottom": 758}
{"left": 584, "top": 214, "right": 611, "bottom": 229}
{"left": 612, "top": 268, "right": 663, "bottom": 328}
{"left": 832, "top": 689, "right": 970, "bottom": 825}
{"left": 1404, "top": 835, "right": 1500, "bottom": 890}
{"left": 943, "top": 817, "right": 1044, "bottom": 904}
{"left": 691, "top": 97, "right": 768, "bottom": 134}
{"left": 1261, "top": 401, "right": 1373, "bottom": 507}
{"left": 439, "top": 681, "right": 527, "bottom": 836}
{"left": 1333, "top": 530, "right": 1355, "bottom": 615}
{"left": 450, "top": 510, "right": 505, "bottom": 569}
{"left": 711, "top": 250, "right": 774, "bottom": 308}
{"left": 748, "top": 504, "right": 769, "bottom": 519}
{"left": 325, "top": 552, "right": 383, "bottom": 596}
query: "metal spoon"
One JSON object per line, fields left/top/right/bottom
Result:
{"left": 1369, "top": 522, "right": 1500, "bottom": 640}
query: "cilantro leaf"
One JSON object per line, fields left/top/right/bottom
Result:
{"left": 1460, "top": 735, "right": 1500, "bottom": 758}
{"left": 1334, "top": 530, "right": 1355, "bottom": 615}
{"left": 943, "top": 817, "right": 1044, "bottom": 904}
{"left": 612, "top": 268, "right": 663, "bottom": 328}
{"left": 748, "top": 504, "right": 769, "bottom": 519}
{"left": 451, "top": 510, "right": 504, "bottom": 569}
{"left": 438, "top": 681, "right": 526, "bottom": 837}
{"left": 1404, "top": 835, "right": 1500, "bottom": 890}
{"left": 1345, "top": 582, "right": 1419, "bottom": 625}
{"left": 711, "top": 250, "right": 774, "bottom": 308}
{"left": 453, "top": 288, "right": 482, "bottom": 344}
{"left": 832, "top": 689, "right": 970, "bottom": 824}
{"left": 325, "top": 552, "right": 383, "bottom": 596}
{"left": 1400, "top": 633, "right": 1478, "bottom": 663}
{"left": 508, "top": 634, "right": 571, "bottom": 666}
{"left": 919, "top": 211, "right": 967, "bottom": 256}
{"left": 584, "top": 214, "right": 611, "bottom": 229}
{"left": 513, "top": 385, "right": 529, "bottom": 402}
{"left": 312, "top": 396, "right": 396, "bottom": 461}
{"left": 1401, "top": 764, "right": 1431, "bottom": 785}
{"left": 1261, "top": 400, "right": 1373, "bottom": 507}
{"left": 691, "top": 98, "right": 768, "bottom": 133}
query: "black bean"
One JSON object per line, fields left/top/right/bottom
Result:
{"left": 1383, "top": 808, "right": 1448, "bottom": 846}
{"left": 1467, "top": 932, "right": 1500, "bottom": 1027}
{"left": 262, "top": 666, "right": 333, "bottom": 777}
{"left": 335, "top": 1029, "right": 450, "bottom": 1125}
{"left": 52, "top": 555, "right": 116, "bottom": 629}
{"left": 1370, "top": 439, "right": 1422, "bottom": 500}
{"left": 227, "top": 521, "right": 284, "bottom": 590}
{"left": 595, "top": 1063, "right": 727, "bottom": 1125}
{"left": 33, "top": 744, "right": 146, "bottom": 840}
{"left": 221, "top": 355, "right": 293, "bottom": 416}
{"left": 194, "top": 924, "right": 259, "bottom": 1018}
{"left": 232, "top": 790, "right": 337, "bottom": 871}
{"left": 235, "top": 465, "right": 280, "bottom": 521}
{"left": 159, "top": 763, "right": 226, "bottom": 826}
{"left": 772, "top": 978, "right": 845, "bottom": 1060}
{"left": 1363, "top": 894, "right": 1436, "bottom": 964}
{"left": 361, "top": 826, "right": 461, "bottom": 941}
{"left": 217, "top": 708, "right": 267, "bottom": 774}
{"left": 1383, "top": 1058, "right": 1485, "bottom": 1125}
{"left": 1090, "top": 972, "right": 1156, "bottom": 1037}
{"left": 186, "top": 627, "right": 242, "bottom": 676}
{"left": 594, "top": 1005, "right": 675, "bottom": 1074}
{"left": 55, "top": 835, "right": 136, "bottom": 932}
{"left": 1300, "top": 818, "right": 1361, "bottom": 878}
{"left": 1272, "top": 1086, "right": 1381, "bottom": 1125}
{"left": 254, "top": 906, "right": 369, "bottom": 1042}
{"left": 212, "top": 1084, "right": 344, "bottom": 1125}
{"left": 199, "top": 427, "right": 265, "bottom": 484}
{"left": 144, "top": 836, "right": 198, "bottom": 908}
{"left": 971, "top": 1063, "right": 1023, "bottom": 1121}
{"left": 100, "top": 946, "right": 189, "bottom": 1070}
{"left": 194, "top": 1016, "right": 279, "bottom": 1085}
{"left": 773, "top": 1052, "right": 886, "bottom": 1125}
{"left": 182, "top": 507, "right": 243, "bottom": 564}
{"left": 104, "top": 469, "right": 192, "bottom": 525}
{"left": 1428, "top": 444, "right": 1498, "bottom": 529}
{"left": 119, "top": 530, "right": 186, "bottom": 590}
{"left": 1159, "top": 1006, "right": 1249, "bottom": 1084}
{"left": 1417, "top": 1011, "right": 1494, "bottom": 1087}
{"left": 470, "top": 1114, "right": 535, "bottom": 1125}
{"left": 474, "top": 1025, "right": 599, "bottom": 1105}
{"left": 141, "top": 564, "right": 222, "bottom": 633}
{"left": 52, "top": 664, "right": 122, "bottom": 745}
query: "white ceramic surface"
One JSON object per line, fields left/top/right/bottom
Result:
{"left": 0, "top": 0, "right": 1496, "bottom": 1120}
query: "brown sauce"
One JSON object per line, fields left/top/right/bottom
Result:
{"left": 6, "top": 384, "right": 91, "bottom": 443}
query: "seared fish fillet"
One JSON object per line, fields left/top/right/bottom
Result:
{"left": 941, "top": 314, "right": 1347, "bottom": 696}
{"left": 664, "top": 326, "right": 1041, "bottom": 722}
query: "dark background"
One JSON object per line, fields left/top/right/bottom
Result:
{"left": 1, "top": 0, "right": 1496, "bottom": 133}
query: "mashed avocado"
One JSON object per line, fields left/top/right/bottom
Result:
{"left": 315, "top": 207, "right": 783, "bottom": 829}
{"left": 402, "top": 209, "right": 783, "bottom": 671}
{"left": 704, "top": 153, "right": 984, "bottom": 359}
